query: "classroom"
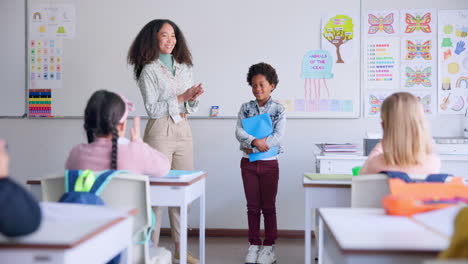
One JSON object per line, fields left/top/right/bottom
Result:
{"left": 1, "top": 0, "right": 468, "bottom": 263}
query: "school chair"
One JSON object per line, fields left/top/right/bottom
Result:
{"left": 351, "top": 174, "right": 390, "bottom": 208}
{"left": 41, "top": 172, "right": 165, "bottom": 264}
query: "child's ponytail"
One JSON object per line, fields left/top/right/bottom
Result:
{"left": 83, "top": 90, "right": 126, "bottom": 170}
{"left": 110, "top": 126, "right": 119, "bottom": 170}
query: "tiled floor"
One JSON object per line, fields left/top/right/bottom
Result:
{"left": 159, "top": 236, "right": 313, "bottom": 264}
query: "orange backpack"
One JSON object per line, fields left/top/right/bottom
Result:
{"left": 382, "top": 177, "right": 468, "bottom": 216}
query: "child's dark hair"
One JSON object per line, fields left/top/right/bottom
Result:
{"left": 246, "top": 62, "right": 279, "bottom": 88}
{"left": 127, "top": 19, "right": 193, "bottom": 79}
{"left": 84, "top": 90, "right": 125, "bottom": 170}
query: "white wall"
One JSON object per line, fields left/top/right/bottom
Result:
{"left": 0, "top": 116, "right": 463, "bottom": 229}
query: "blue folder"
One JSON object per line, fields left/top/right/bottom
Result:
{"left": 241, "top": 113, "right": 278, "bottom": 162}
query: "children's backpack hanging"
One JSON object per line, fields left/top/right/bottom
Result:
{"left": 58, "top": 169, "right": 123, "bottom": 264}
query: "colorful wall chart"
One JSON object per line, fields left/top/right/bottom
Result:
{"left": 321, "top": 13, "right": 357, "bottom": 64}
{"left": 438, "top": 10, "right": 468, "bottom": 115}
{"left": 364, "top": 9, "right": 436, "bottom": 117}
{"left": 295, "top": 49, "right": 353, "bottom": 113}
{"left": 365, "top": 90, "right": 435, "bottom": 116}
{"left": 29, "top": 39, "right": 63, "bottom": 89}
{"left": 29, "top": 89, "right": 52, "bottom": 117}
{"left": 401, "top": 64, "right": 435, "bottom": 89}
{"left": 400, "top": 9, "right": 435, "bottom": 36}
{"left": 364, "top": 37, "right": 400, "bottom": 89}
{"left": 29, "top": 3, "right": 75, "bottom": 39}
{"left": 366, "top": 10, "right": 399, "bottom": 36}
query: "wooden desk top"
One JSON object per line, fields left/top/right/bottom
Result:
{"left": 0, "top": 202, "right": 136, "bottom": 249}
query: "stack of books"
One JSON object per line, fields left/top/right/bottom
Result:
{"left": 316, "top": 143, "right": 360, "bottom": 156}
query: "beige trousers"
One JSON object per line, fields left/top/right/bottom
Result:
{"left": 144, "top": 116, "right": 193, "bottom": 245}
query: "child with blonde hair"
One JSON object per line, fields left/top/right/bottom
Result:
{"left": 360, "top": 92, "right": 440, "bottom": 174}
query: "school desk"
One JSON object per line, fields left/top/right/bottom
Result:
{"left": 317, "top": 208, "right": 449, "bottom": 264}
{"left": 303, "top": 177, "right": 351, "bottom": 264}
{"left": 0, "top": 202, "right": 136, "bottom": 264}
{"left": 27, "top": 172, "right": 207, "bottom": 264}
{"left": 149, "top": 173, "right": 207, "bottom": 264}
{"left": 316, "top": 154, "right": 468, "bottom": 177}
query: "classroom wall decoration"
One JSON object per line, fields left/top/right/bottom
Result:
{"left": 366, "top": 10, "right": 399, "bottom": 36}
{"left": 29, "top": 39, "right": 63, "bottom": 89}
{"left": 28, "top": 89, "right": 52, "bottom": 117}
{"left": 438, "top": 10, "right": 468, "bottom": 115}
{"left": 300, "top": 50, "right": 334, "bottom": 101}
{"left": 282, "top": 11, "right": 360, "bottom": 118}
{"left": 29, "top": 3, "right": 75, "bottom": 39}
{"left": 401, "top": 9, "right": 434, "bottom": 35}
{"left": 322, "top": 14, "right": 355, "bottom": 64}
{"left": 363, "top": 37, "right": 400, "bottom": 90}
{"left": 364, "top": 8, "right": 436, "bottom": 117}
{"left": 401, "top": 64, "right": 434, "bottom": 88}
{"left": 364, "top": 91, "right": 390, "bottom": 117}
{"left": 289, "top": 49, "right": 354, "bottom": 113}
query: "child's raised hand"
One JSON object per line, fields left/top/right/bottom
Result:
{"left": 0, "top": 140, "right": 9, "bottom": 178}
{"left": 130, "top": 116, "right": 141, "bottom": 142}
{"left": 252, "top": 138, "right": 270, "bottom": 152}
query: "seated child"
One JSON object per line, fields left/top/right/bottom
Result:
{"left": 66, "top": 90, "right": 170, "bottom": 177}
{"left": 0, "top": 139, "right": 41, "bottom": 237}
{"left": 360, "top": 92, "right": 440, "bottom": 175}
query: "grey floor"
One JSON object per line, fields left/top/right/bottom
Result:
{"left": 159, "top": 236, "right": 314, "bottom": 264}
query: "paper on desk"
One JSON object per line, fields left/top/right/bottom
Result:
{"left": 412, "top": 205, "right": 465, "bottom": 237}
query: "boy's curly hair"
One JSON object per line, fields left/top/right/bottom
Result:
{"left": 246, "top": 62, "right": 279, "bottom": 89}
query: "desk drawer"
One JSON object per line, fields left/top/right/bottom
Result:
{"left": 319, "top": 159, "right": 365, "bottom": 174}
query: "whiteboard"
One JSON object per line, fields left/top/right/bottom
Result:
{"left": 1, "top": 0, "right": 26, "bottom": 117}
{"left": 26, "top": 0, "right": 361, "bottom": 118}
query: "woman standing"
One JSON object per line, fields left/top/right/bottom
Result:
{"left": 128, "top": 19, "right": 203, "bottom": 264}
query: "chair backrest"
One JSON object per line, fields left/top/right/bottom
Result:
{"left": 41, "top": 172, "right": 152, "bottom": 263}
{"left": 41, "top": 172, "right": 151, "bottom": 234}
{"left": 351, "top": 174, "right": 390, "bottom": 208}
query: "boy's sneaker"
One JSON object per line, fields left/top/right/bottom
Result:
{"left": 245, "top": 245, "right": 260, "bottom": 264}
{"left": 173, "top": 250, "right": 199, "bottom": 264}
{"left": 257, "top": 245, "right": 277, "bottom": 264}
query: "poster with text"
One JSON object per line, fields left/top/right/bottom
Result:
{"left": 321, "top": 12, "right": 358, "bottom": 64}
{"left": 364, "top": 37, "right": 400, "bottom": 89}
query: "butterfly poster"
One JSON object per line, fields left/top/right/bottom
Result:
{"left": 366, "top": 10, "right": 399, "bottom": 36}
{"left": 438, "top": 10, "right": 468, "bottom": 115}
{"left": 401, "top": 37, "right": 435, "bottom": 63}
{"left": 401, "top": 64, "right": 435, "bottom": 89}
{"left": 407, "top": 91, "right": 435, "bottom": 115}
{"left": 401, "top": 9, "right": 435, "bottom": 35}
{"left": 364, "top": 91, "right": 392, "bottom": 117}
